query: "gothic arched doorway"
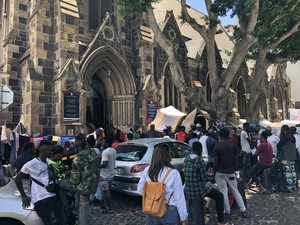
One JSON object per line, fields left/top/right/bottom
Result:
{"left": 80, "top": 46, "right": 136, "bottom": 134}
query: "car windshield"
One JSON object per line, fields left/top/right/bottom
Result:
{"left": 116, "top": 145, "right": 148, "bottom": 161}
{"left": 170, "top": 142, "right": 192, "bottom": 158}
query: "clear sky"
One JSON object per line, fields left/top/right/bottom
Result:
{"left": 186, "top": 0, "right": 237, "bottom": 25}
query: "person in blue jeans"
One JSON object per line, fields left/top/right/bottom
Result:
{"left": 137, "top": 144, "right": 188, "bottom": 225}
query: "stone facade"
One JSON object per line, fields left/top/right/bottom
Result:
{"left": 0, "top": 0, "right": 292, "bottom": 135}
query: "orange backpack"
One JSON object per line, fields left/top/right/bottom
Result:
{"left": 142, "top": 169, "right": 173, "bottom": 217}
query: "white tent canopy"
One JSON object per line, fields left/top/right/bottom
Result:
{"left": 151, "top": 106, "right": 186, "bottom": 132}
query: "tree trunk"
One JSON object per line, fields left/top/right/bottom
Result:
{"left": 248, "top": 48, "right": 269, "bottom": 123}
{"left": 146, "top": 9, "right": 212, "bottom": 113}
{"left": 147, "top": 5, "right": 257, "bottom": 121}
{"left": 248, "top": 90, "right": 263, "bottom": 123}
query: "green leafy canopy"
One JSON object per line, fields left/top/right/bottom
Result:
{"left": 115, "top": 0, "right": 160, "bottom": 17}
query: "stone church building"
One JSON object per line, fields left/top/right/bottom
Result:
{"left": 0, "top": 0, "right": 292, "bottom": 136}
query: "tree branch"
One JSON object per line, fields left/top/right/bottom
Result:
{"left": 147, "top": 9, "right": 173, "bottom": 53}
{"left": 246, "top": 0, "right": 259, "bottom": 34}
{"left": 266, "top": 20, "right": 300, "bottom": 49}
{"left": 205, "top": 0, "right": 212, "bottom": 13}
{"left": 271, "top": 0, "right": 300, "bottom": 24}
{"left": 147, "top": 9, "right": 188, "bottom": 92}
{"left": 205, "top": 0, "right": 218, "bottom": 23}
{"left": 181, "top": 0, "right": 208, "bottom": 41}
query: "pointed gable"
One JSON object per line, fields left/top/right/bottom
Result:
{"left": 54, "top": 58, "right": 80, "bottom": 81}
{"left": 160, "top": 10, "right": 188, "bottom": 55}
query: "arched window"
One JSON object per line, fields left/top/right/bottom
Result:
{"left": 206, "top": 73, "right": 212, "bottom": 103}
{"left": 237, "top": 78, "right": 246, "bottom": 119}
{"left": 89, "top": 0, "right": 113, "bottom": 30}
{"left": 163, "top": 71, "right": 181, "bottom": 110}
{"left": 260, "top": 94, "right": 268, "bottom": 120}
{"left": 277, "top": 90, "right": 284, "bottom": 120}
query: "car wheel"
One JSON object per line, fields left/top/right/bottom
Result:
{"left": 206, "top": 163, "right": 215, "bottom": 183}
{"left": 0, "top": 218, "right": 24, "bottom": 225}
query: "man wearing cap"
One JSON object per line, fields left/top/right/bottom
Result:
{"left": 15, "top": 140, "right": 67, "bottom": 225}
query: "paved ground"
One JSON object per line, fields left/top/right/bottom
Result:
{"left": 89, "top": 187, "right": 300, "bottom": 225}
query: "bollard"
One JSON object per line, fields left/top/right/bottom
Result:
{"left": 79, "top": 195, "right": 89, "bottom": 225}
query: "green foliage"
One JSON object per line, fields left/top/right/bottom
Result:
{"left": 230, "top": 0, "right": 300, "bottom": 64}
{"left": 211, "top": 0, "right": 237, "bottom": 17}
{"left": 173, "top": 42, "right": 179, "bottom": 53}
{"left": 269, "top": 32, "right": 300, "bottom": 62}
{"left": 254, "top": 0, "right": 300, "bottom": 44}
{"left": 115, "top": 0, "right": 160, "bottom": 17}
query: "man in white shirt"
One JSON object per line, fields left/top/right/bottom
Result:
{"left": 15, "top": 140, "right": 67, "bottom": 225}
{"left": 265, "top": 126, "right": 280, "bottom": 157}
{"left": 240, "top": 123, "right": 252, "bottom": 181}
{"left": 100, "top": 136, "right": 117, "bottom": 214}
{"left": 199, "top": 130, "right": 209, "bottom": 156}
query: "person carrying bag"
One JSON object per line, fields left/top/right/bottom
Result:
{"left": 137, "top": 144, "right": 188, "bottom": 225}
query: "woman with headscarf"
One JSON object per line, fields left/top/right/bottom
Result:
{"left": 277, "top": 125, "right": 297, "bottom": 192}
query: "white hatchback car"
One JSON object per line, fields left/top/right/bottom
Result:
{"left": 112, "top": 138, "right": 211, "bottom": 196}
{"left": 0, "top": 177, "right": 44, "bottom": 225}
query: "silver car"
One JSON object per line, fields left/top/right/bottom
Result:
{"left": 0, "top": 177, "right": 44, "bottom": 225}
{"left": 112, "top": 138, "right": 210, "bottom": 196}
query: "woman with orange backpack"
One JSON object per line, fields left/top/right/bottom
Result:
{"left": 137, "top": 144, "right": 188, "bottom": 225}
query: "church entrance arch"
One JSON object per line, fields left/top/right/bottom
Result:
{"left": 80, "top": 46, "right": 136, "bottom": 134}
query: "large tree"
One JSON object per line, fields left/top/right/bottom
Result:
{"left": 115, "top": 0, "right": 259, "bottom": 120}
{"left": 115, "top": 0, "right": 300, "bottom": 122}
{"left": 236, "top": 0, "right": 300, "bottom": 122}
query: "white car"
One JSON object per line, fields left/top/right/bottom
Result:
{"left": 0, "top": 177, "right": 44, "bottom": 225}
{"left": 112, "top": 138, "right": 212, "bottom": 196}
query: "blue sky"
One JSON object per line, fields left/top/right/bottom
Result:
{"left": 186, "top": 0, "right": 237, "bottom": 25}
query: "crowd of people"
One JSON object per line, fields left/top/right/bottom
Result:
{"left": 136, "top": 122, "right": 300, "bottom": 225}
{"left": 13, "top": 128, "right": 117, "bottom": 225}
{"left": 4, "top": 120, "right": 299, "bottom": 225}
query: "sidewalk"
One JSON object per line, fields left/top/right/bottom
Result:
{"left": 89, "top": 187, "right": 300, "bottom": 225}
{"left": 206, "top": 187, "right": 300, "bottom": 225}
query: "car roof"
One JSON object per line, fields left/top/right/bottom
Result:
{"left": 118, "top": 138, "right": 178, "bottom": 146}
